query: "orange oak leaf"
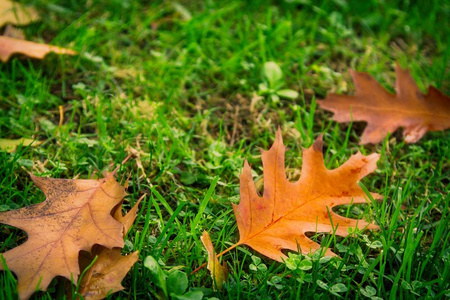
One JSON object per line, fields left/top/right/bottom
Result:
{"left": 0, "top": 36, "right": 76, "bottom": 62}
{"left": 0, "top": 172, "right": 126, "bottom": 300}
{"left": 232, "top": 129, "right": 380, "bottom": 261}
{"left": 317, "top": 63, "right": 450, "bottom": 144}
{"left": 200, "top": 231, "right": 228, "bottom": 290}
{"left": 76, "top": 197, "right": 143, "bottom": 300}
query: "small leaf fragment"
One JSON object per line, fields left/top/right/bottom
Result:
{"left": 0, "top": 36, "right": 77, "bottom": 62}
{"left": 200, "top": 231, "right": 228, "bottom": 290}
{"left": 0, "top": 0, "right": 39, "bottom": 26}
{"left": 3, "top": 24, "right": 25, "bottom": 39}
{"left": 0, "top": 138, "right": 42, "bottom": 153}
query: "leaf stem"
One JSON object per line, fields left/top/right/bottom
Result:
{"left": 111, "top": 154, "right": 133, "bottom": 176}
{"left": 191, "top": 242, "right": 240, "bottom": 274}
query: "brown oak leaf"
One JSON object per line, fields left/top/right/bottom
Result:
{"left": 232, "top": 129, "right": 380, "bottom": 261}
{"left": 0, "top": 172, "right": 126, "bottom": 300}
{"left": 0, "top": 36, "right": 76, "bottom": 62}
{"left": 317, "top": 63, "right": 450, "bottom": 144}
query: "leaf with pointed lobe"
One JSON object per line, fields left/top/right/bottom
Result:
{"left": 318, "top": 63, "right": 450, "bottom": 144}
{"left": 76, "top": 197, "right": 143, "bottom": 300}
{"left": 0, "top": 173, "right": 126, "bottom": 300}
{"left": 233, "top": 129, "right": 380, "bottom": 261}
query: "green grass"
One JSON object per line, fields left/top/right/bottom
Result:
{"left": 1, "top": 0, "right": 449, "bottom": 299}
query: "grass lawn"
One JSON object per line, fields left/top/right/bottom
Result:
{"left": 1, "top": 0, "right": 449, "bottom": 299}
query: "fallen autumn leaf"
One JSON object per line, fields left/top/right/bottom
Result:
{"left": 318, "top": 63, "right": 450, "bottom": 144}
{"left": 232, "top": 129, "right": 380, "bottom": 261}
{"left": 0, "top": 171, "right": 126, "bottom": 300}
{"left": 0, "top": 36, "right": 76, "bottom": 62}
{"left": 200, "top": 231, "right": 228, "bottom": 290}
